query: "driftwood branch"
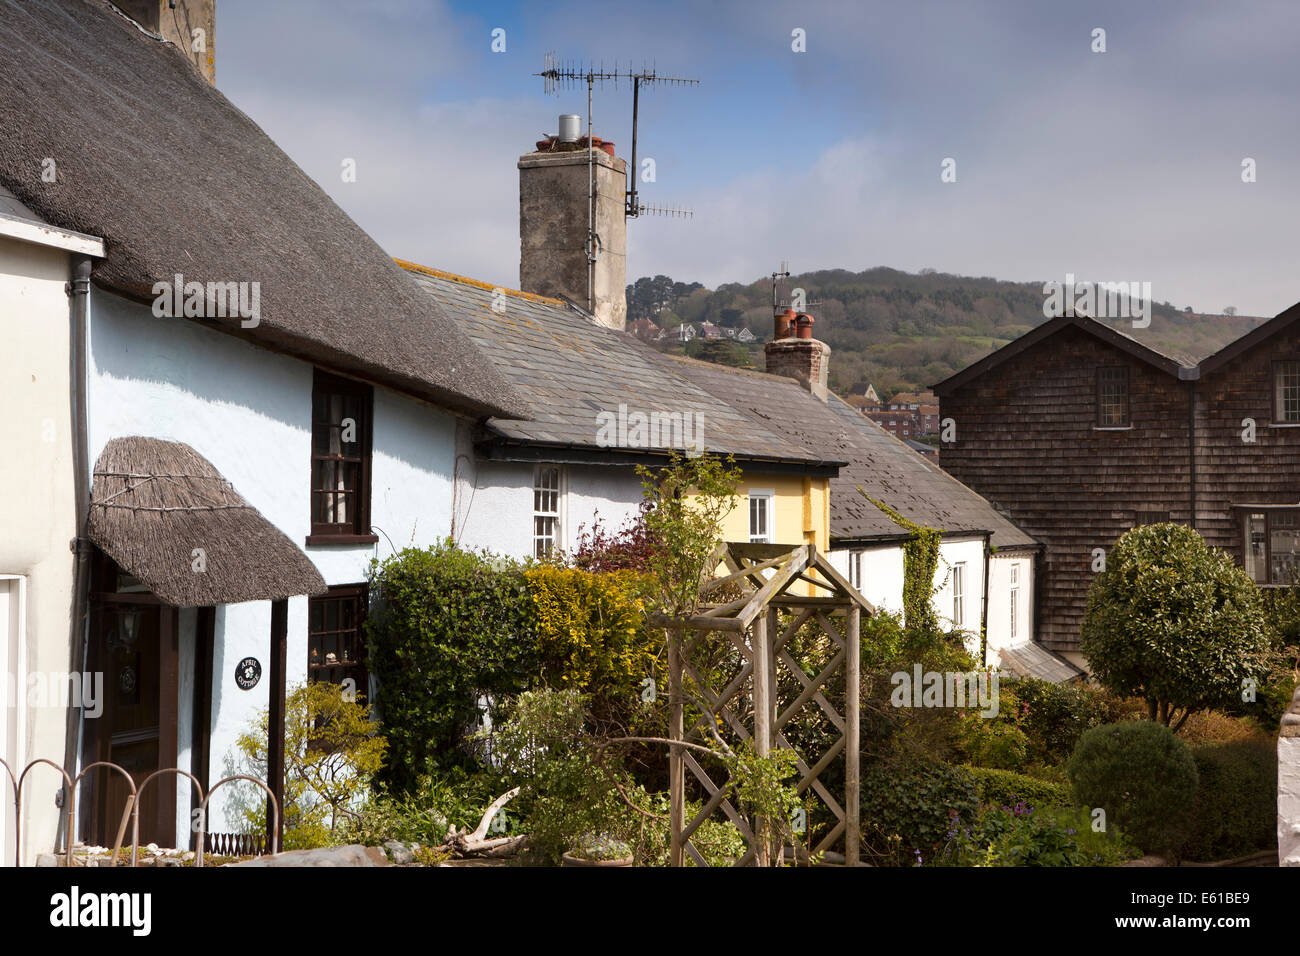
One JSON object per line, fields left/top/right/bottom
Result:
{"left": 446, "top": 786, "right": 526, "bottom": 856}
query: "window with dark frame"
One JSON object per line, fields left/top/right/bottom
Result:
{"left": 308, "top": 584, "right": 368, "bottom": 697}
{"left": 310, "top": 370, "right": 373, "bottom": 541}
{"left": 1096, "top": 366, "right": 1130, "bottom": 427}
{"left": 1274, "top": 360, "right": 1300, "bottom": 423}
{"left": 1243, "top": 509, "right": 1300, "bottom": 586}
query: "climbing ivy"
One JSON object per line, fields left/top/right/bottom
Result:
{"left": 859, "top": 488, "right": 944, "bottom": 636}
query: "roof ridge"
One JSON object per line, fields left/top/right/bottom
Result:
{"left": 395, "top": 258, "right": 566, "bottom": 306}
{"left": 662, "top": 352, "right": 795, "bottom": 384}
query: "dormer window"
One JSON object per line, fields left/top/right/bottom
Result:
{"left": 1273, "top": 360, "right": 1300, "bottom": 423}
{"left": 1096, "top": 366, "right": 1129, "bottom": 427}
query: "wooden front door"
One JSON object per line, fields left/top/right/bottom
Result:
{"left": 86, "top": 555, "right": 178, "bottom": 849}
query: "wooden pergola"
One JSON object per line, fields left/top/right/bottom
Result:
{"left": 655, "top": 543, "right": 873, "bottom": 866}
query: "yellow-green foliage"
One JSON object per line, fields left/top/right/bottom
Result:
{"left": 526, "top": 566, "right": 656, "bottom": 697}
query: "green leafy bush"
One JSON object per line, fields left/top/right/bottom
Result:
{"left": 941, "top": 803, "right": 1137, "bottom": 866}
{"left": 963, "top": 765, "right": 1072, "bottom": 810}
{"left": 525, "top": 564, "right": 660, "bottom": 701}
{"left": 1006, "top": 676, "right": 1119, "bottom": 763}
{"left": 1080, "top": 524, "right": 1270, "bottom": 730}
{"left": 1066, "top": 721, "right": 1199, "bottom": 858}
{"left": 860, "top": 758, "right": 981, "bottom": 865}
{"left": 957, "top": 712, "right": 1030, "bottom": 771}
{"left": 365, "top": 540, "right": 538, "bottom": 792}
{"left": 339, "top": 768, "right": 508, "bottom": 847}
{"left": 1183, "top": 740, "right": 1277, "bottom": 861}
{"left": 236, "top": 682, "right": 387, "bottom": 849}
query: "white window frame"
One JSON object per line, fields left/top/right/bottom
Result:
{"left": 1009, "top": 563, "right": 1019, "bottom": 642}
{"left": 532, "top": 465, "right": 565, "bottom": 557}
{"left": 848, "top": 550, "right": 863, "bottom": 591}
{"left": 748, "top": 489, "right": 774, "bottom": 544}
{"left": 952, "top": 562, "right": 966, "bottom": 627}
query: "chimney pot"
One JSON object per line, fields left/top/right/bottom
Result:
{"left": 558, "top": 114, "right": 581, "bottom": 143}
{"left": 774, "top": 308, "right": 796, "bottom": 339}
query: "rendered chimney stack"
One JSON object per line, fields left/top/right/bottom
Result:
{"left": 116, "top": 0, "right": 216, "bottom": 84}
{"left": 765, "top": 310, "right": 830, "bottom": 398}
{"left": 518, "top": 117, "right": 628, "bottom": 331}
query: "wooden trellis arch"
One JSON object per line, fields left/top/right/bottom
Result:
{"left": 655, "top": 543, "right": 872, "bottom": 866}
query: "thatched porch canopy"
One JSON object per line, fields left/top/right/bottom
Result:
{"left": 86, "top": 437, "right": 326, "bottom": 606}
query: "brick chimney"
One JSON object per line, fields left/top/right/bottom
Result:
{"left": 765, "top": 310, "right": 831, "bottom": 398}
{"left": 116, "top": 0, "right": 216, "bottom": 84}
{"left": 519, "top": 116, "right": 627, "bottom": 330}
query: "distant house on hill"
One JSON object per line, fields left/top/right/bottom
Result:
{"left": 629, "top": 317, "right": 659, "bottom": 341}
{"left": 849, "top": 382, "right": 881, "bottom": 403}
{"left": 658, "top": 322, "right": 697, "bottom": 342}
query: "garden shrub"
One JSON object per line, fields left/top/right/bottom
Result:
{"left": 963, "top": 765, "right": 1072, "bottom": 810}
{"left": 366, "top": 540, "right": 538, "bottom": 792}
{"left": 525, "top": 565, "right": 659, "bottom": 700}
{"left": 340, "top": 768, "right": 509, "bottom": 848}
{"left": 236, "top": 681, "right": 387, "bottom": 849}
{"left": 940, "top": 803, "right": 1137, "bottom": 866}
{"left": 1183, "top": 740, "right": 1277, "bottom": 862}
{"left": 957, "top": 711, "right": 1030, "bottom": 771}
{"left": 1080, "top": 524, "right": 1270, "bottom": 731}
{"left": 1006, "top": 676, "right": 1118, "bottom": 763}
{"left": 860, "top": 758, "right": 981, "bottom": 865}
{"left": 1066, "top": 720, "right": 1199, "bottom": 858}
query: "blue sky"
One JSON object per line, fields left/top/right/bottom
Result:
{"left": 218, "top": 0, "right": 1300, "bottom": 316}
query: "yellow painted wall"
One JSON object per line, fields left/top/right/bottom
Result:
{"left": 710, "top": 472, "right": 830, "bottom": 552}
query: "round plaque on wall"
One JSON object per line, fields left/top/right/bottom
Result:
{"left": 234, "top": 657, "right": 262, "bottom": 691}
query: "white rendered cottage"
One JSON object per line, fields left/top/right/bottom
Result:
{"left": 0, "top": 0, "right": 525, "bottom": 861}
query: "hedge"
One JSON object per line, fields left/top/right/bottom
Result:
{"left": 1183, "top": 740, "right": 1277, "bottom": 862}
{"left": 963, "top": 765, "right": 1073, "bottom": 811}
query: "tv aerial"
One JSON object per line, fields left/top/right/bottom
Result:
{"left": 535, "top": 54, "right": 699, "bottom": 221}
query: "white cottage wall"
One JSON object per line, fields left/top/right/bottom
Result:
{"left": 985, "top": 552, "right": 1035, "bottom": 665}
{"left": 0, "top": 236, "right": 82, "bottom": 864}
{"left": 830, "top": 537, "right": 989, "bottom": 656}
{"left": 85, "top": 289, "right": 459, "bottom": 844}
{"left": 455, "top": 453, "right": 643, "bottom": 561}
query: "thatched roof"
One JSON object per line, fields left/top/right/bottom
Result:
{"left": 0, "top": 0, "right": 525, "bottom": 421}
{"left": 87, "top": 438, "right": 326, "bottom": 606}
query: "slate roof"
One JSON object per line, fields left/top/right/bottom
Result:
{"left": 998, "top": 642, "right": 1085, "bottom": 684}
{"left": 0, "top": 0, "right": 523, "bottom": 420}
{"left": 401, "top": 263, "right": 840, "bottom": 469}
{"left": 663, "top": 356, "right": 1039, "bottom": 549}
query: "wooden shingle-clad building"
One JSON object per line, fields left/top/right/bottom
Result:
{"left": 934, "top": 305, "right": 1300, "bottom": 668}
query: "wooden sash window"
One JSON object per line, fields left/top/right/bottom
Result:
{"left": 308, "top": 584, "right": 368, "bottom": 696}
{"left": 1096, "top": 366, "right": 1130, "bottom": 427}
{"left": 1273, "top": 360, "right": 1300, "bottom": 423}
{"left": 309, "top": 370, "right": 375, "bottom": 543}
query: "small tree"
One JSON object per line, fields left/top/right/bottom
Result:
{"left": 1080, "top": 523, "right": 1269, "bottom": 731}
{"left": 636, "top": 453, "right": 741, "bottom": 621}
{"left": 237, "top": 681, "right": 387, "bottom": 848}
